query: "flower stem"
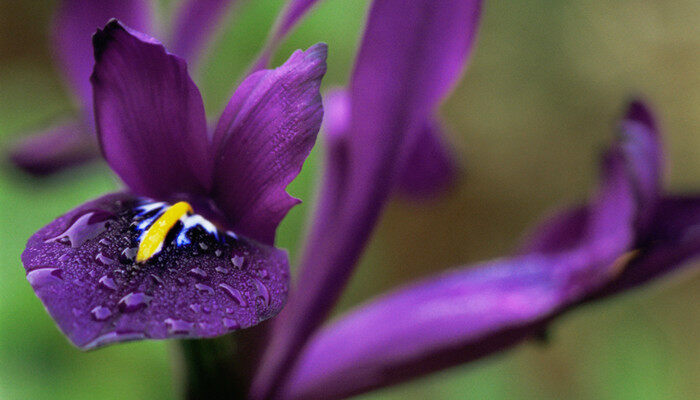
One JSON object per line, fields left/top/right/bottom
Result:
{"left": 177, "top": 336, "right": 247, "bottom": 399}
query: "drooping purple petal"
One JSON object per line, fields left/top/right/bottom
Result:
{"left": 9, "top": 121, "right": 100, "bottom": 175}
{"left": 169, "top": 0, "right": 237, "bottom": 66}
{"left": 210, "top": 43, "right": 327, "bottom": 245}
{"left": 250, "top": 0, "right": 323, "bottom": 72}
{"left": 282, "top": 149, "right": 637, "bottom": 400}
{"left": 92, "top": 20, "right": 212, "bottom": 199}
{"left": 21, "top": 192, "right": 289, "bottom": 350}
{"left": 53, "top": 0, "right": 152, "bottom": 115}
{"left": 251, "top": 1, "right": 482, "bottom": 396}
{"left": 395, "top": 120, "right": 460, "bottom": 198}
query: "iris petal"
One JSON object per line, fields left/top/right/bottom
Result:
{"left": 21, "top": 193, "right": 289, "bottom": 349}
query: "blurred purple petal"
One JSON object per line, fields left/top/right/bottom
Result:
{"left": 9, "top": 121, "right": 99, "bottom": 175}
{"left": 211, "top": 43, "right": 327, "bottom": 245}
{"left": 250, "top": 0, "right": 323, "bottom": 71}
{"left": 251, "top": 2, "right": 482, "bottom": 396}
{"left": 618, "top": 100, "right": 663, "bottom": 236}
{"left": 593, "top": 196, "right": 700, "bottom": 296}
{"left": 91, "top": 21, "right": 212, "bottom": 199}
{"left": 53, "top": 0, "right": 151, "bottom": 115}
{"left": 283, "top": 149, "right": 637, "bottom": 400}
{"left": 395, "top": 120, "right": 460, "bottom": 199}
{"left": 21, "top": 192, "right": 289, "bottom": 350}
{"left": 169, "top": 0, "right": 237, "bottom": 66}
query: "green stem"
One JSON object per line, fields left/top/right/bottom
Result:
{"left": 177, "top": 336, "right": 247, "bottom": 400}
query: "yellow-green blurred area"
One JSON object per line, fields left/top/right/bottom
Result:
{"left": 1, "top": 0, "right": 698, "bottom": 398}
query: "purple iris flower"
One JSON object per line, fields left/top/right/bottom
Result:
{"left": 21, "top": 20, "right": 327, "bottom": 349}
{"left": 9, "top": 0, "right": 234, "bottom": 175}
{"left": 18, "top": 1, "right": 700, "bottom": 400}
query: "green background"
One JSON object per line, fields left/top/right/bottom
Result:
{"left": 1, "top": 0, "right": 698, "bottom": 399}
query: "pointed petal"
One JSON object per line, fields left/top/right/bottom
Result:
{"left": 169, "top": 0, "right": 237, "bottom": 66}
{"left": 21, "top": 192, "right": 289, "bottom": 350}
{"left": 92, "top": 20, "right": 212, "bottom": 199}
{"left": 250, "top": 0, "right": 324, "bottom": 71}
{"left": 8, "top": 121, "right": 99, "bottom": 175}
{"left": 53, "top": 0, "right": 151, "bottom": 114}
{"left": 211, "top": 43, "right": 327, "bottom": 245}
{"left": 395, "top": 119, "right": 460, "bottom": 199}
{"left": 618, "top": 100, "right": 663, "bottom": 236}
{"left": 283, "top": 150, "right": 637, "bottom": 400}
{"left": 252, "top": 1, "right": 483, "bottom": 396}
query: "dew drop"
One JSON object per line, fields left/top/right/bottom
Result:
{"left": 225, "top": 307, "right": 235, "bottom": 314}
{"left": 150, "top": 274, "right": 165, "bottom": 286}
{"left": 231, "top": 256, "right": 244, "bottom": 268}
{"left": 202, "top": 305, "right": 211, "bottom": 314}
{"left": 117, "top": 292, "right": 151, "bottom": 313}
{"left": 188, "top": 267, "right": 208, "bottom": 280}
{"left": 253, "top": 278, "right": 270, "bottom": 308}
{"left": 98, "top": 238, "right": 112, "bottom": 247}
{"left": 215, "top": 266, "right": 230, "bottom": 274}
{"left": 223, "top": 318, "right": 240, "bottom": 330}
{"left": 90, "top": 306, "right": 112, "bottom": 321}
{"left": 214, "top": 249, "right": 222, "bottom": 257}
{"left": 195, "top": 283, "right": 215, "bottom": 296}
{"left": 47, "top": 211, "right": 112, "bottom": 248}
{"left": 119, "top": 247, "right": 138, "bottom": 264}
{"left": 26, "top": 268, "right": 63, "bottom": 287}
{"left": 199, "top": 242, "right": 208, "bottom": 250}
{"left": 177, "top": 277, "right": 186, "bottom": 286}
{"left": 219, "top": 283, "right": 247, "bottom": 306}
{"left": 58, "top": 254, "right": 71, "bottom": 263}
{"left": 258, "top": 269, "right": 269, "bottom": 279}
{"left": 165, "top": 318, "right": 194, "bottom": 335}
{"left": 98, "top": 275, "right": 117, "bottom": 291}
{"left": 96, "top": 252, "right": 115, "bottom": 265}
{"left": 189, "top": 304, "right": 202, "bottom": 313}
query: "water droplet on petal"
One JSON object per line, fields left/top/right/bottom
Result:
{"left": 223, "top": 318, "right": 240, "bottom": 330}
{"left": 219, "top": 283, "right": 247, "bottom": 306}
{"left": 177, "top": 277, "right": 186, "bottom": 286}
{"left": 119, "top": 247, "right": 138, "bottom": 264}
{"left": 188, "top": 267, "right": 208, "bottom": 280}
{"left": 214, "top": 249, "right": 222, "bottom": 257}
{"left": 225, "top": 307, "right": 235, "bottom": 314}
{"left": 150, "top": 274, "right": 165, "bottom": 286}
{"left": 202, "top": 305, "right": 211, "bottom": 314}
{"left": 117, "top": 292, "right": 151, "bottom": 313}
{"left": 27, "top": 268, "right": 63, "bottom": 287}
{"left": 91, "top": 306, "right": 112, "bottom": 321}
{"left": 98, "top": 275, "right": 117, "bottom": 291}
{"left": 199, "top": 242, "right": 208, "bottom": 250}
{"left": 258, "top": 269, "right": 269, "bottom": 279}
{"left": 215, "top": 266, "right": 230, "bottom": 274}
{"left": 99, "top": 238, "right": 112, "bottom": 247}
{"left": 195, "top": 283, "right": 214, "bottom": 296}
{"left": 165, "top": 318, "right": 194, "bottom": 335}
{"left": 189, "top": 304, "right": 202, "bottom": 313}
{"left": 58, "top": 254, "right": 71, "bottom": 263}
{"left": 47, "top": 211, "right": 112, "bottom": 247}
{"left": 231, "top": 256, "right": 244, "bottom": 268}
{"left": 96, "top": 253, "right": 115, "bottom": 265}
{"left": 253, "top": 278, "right": 270, "bottom": 308}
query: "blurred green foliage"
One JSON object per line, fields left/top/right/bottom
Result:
{"left": 0, "top": 0, "right": 698, "bottom": 399}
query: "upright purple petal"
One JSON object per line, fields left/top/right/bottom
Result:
{"left": 9, "top": 121, "right": 99, "bottom": 175}
{"left": 618, "top": 100, "right": 663, "bottom": 236}
{"left": 53, "top": 0, "right": 151, "bottom": 115}
{"left": 169, "top": 0, "right": 237, "bottom": 66}
{"left": 395, "top": 120, "right": 460, "bottom": 198}
{"left": 282, "top": 149, "right": 637, "bottom": 400}
{"left": 251, "top": 2, "right": 482, "bottom": 397}
{"left": 91, "top": 21, "right": 212, "bottom": 199}
{"left": 210, "top": 44, "right": 327, "bottom": 245}
{"left": 22, "top": 193, "right": 289, "bottom": 349}
{"left": 250, "top": 0, "right": 324, "bottom": 71}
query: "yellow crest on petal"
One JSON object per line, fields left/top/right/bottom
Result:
{"left": 136, "top": 201, "right": 193, "bottom": 263}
